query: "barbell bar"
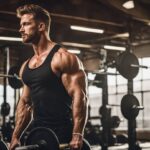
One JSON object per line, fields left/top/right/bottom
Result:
{"left": 0, "top": 73, "right": 21, "bottom": 80}
{"left": 15, "top": 143, "right": 72, "bottom": 150}
{"left": 130, "top": 64, "right": 148, "bottom": 69}
{"left": 108, "top": 61, "right": 148, "bottom": 70}
{"left": 15, "top": 140, "right": 90, "bottom": 150}
{"left": 87, "top": 51, "right": 148, "bottom": 80}
{"left": 88, "top": 70, "right": 119, "bottom": 76}
{"left": 15, "top": 127, "right": 91, "bottom": 150}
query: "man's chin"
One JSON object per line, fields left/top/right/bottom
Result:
{"left": 22, "top": 38, "right": 30, "bottom": 43}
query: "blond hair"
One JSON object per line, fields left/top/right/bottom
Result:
{"left": 17, "top": 4, "right": 51, "bottom": 32}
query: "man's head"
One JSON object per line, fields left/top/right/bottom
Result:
{"left": 17, "top": 4, "right": 51, "bottom": 43}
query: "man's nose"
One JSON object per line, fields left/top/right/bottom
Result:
{"left": 19, "top": 26, "right": 24, "bottom": 33}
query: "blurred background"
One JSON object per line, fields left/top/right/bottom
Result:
{"left": 1, "top": 0, "right": 150, "bottom": 149}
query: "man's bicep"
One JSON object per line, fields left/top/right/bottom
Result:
{"left": 19, "top": 84, "right": 31, "bottom": 105}
{"left": 18, "top": 60, "right": 31, "bottom": 104}
{"left": 62, "top": 70, "right": 87, "bottom": 97}
{"left": 71, "top": 71, "right": 87, "bottom": 91}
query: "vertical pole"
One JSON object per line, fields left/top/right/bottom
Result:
{"left": 128, "top": 79, "right": 141, "bottom": 150}
{"left": 2, "top": 47, "right": 10, "bottom": 141}
{"left": 101, "top": 69, "right": 111, "bottom": 150}
{"left": 14, "top": 89, "right": 17, "bottom": 117}
{"left": 3, "top": 47, "right": 9, "bottom": 125}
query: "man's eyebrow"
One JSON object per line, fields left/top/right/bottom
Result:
{"left": 20, "top": 21, "right": 31, "bottom": 26}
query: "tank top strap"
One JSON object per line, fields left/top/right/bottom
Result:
{"left": 45, "top": 44, "right": 61, "bottom": 63}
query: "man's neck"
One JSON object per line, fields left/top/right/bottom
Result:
{"left": 32, "top": 35, "right": 54, "bottom": 56}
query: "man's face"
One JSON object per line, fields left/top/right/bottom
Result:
{"left": 19, "top": 14, "right": 40, "bottom": 43}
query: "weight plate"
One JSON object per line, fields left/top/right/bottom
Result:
{"left": 110, "top": 116, "right": 120, "bottom": 128}
{"left": 1, "top": 102, "right": 10, "bottom": 116}
{"left": 121, "top": 94, "right": 139, "bottom": 120}
{"left": 25, "top": 127, "right": 60, "bottom": 150}
{"left": 8, "top": 66, "right": 23, "bottom": 89}
{"left": 82, "top": 139, "right": 92, "bottom": 150}
{"left": 0, "top": 140, "right": 8, "bottom": 150}
{"left": 116, "top": 51, "right": 139, "bottom": 79}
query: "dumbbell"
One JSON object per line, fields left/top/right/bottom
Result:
{"left": 15, "top": 127, "right": 91, "bottom": 150}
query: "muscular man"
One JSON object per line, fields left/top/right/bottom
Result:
{"left": 10, "top": 4, "right": 88, "bottom": 150}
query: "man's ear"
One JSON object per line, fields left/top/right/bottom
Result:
{"left": 38, "top": 22, "right": 45, "bottom": 31}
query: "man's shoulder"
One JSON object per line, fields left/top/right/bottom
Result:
{"left": 19, "top": 60, "right": 29, "bottom": 78}
{"left": 52, "top": 47, "right": 79, "bottom": 71}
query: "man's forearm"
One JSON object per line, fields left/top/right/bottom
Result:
{"left": 72, "top": 94, "right": 88, "bottom": 135}
{"left": 12, "top": 99, "right": 32, "bottom": 139}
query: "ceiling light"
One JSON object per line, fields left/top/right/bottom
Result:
{"left": 122, "top": 0, "right": 134, "bottom": 9}
{"left": 62, "top": 42, "right": 92, "bottom": 48}
{"left": 116, "top": 32, "right": 129, "bottom": 38}
{"left": 68, "top": 49, "right": 81, "bottom": 54}
{"left": 70, "top": 25, "right": 104, "bottom": 34}
{"left": 0, "top": 36, "right": 22, "bottom": 41}
{"left": 104, "top": 45, "right": 126, "bottom": 51}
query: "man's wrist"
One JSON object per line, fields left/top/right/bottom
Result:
{"left": 72, "top": 132, "right": 83, "bottom": 137}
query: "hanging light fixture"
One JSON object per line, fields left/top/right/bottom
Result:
{"left": 70, "top": 25, "right": 104, "bottom": 34}
{"left": 122, "top": 0, "right": 135, "bottom": 9}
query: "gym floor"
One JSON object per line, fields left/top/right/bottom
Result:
{"left": 91, "top": 143, "right": 150, "bottom": 150}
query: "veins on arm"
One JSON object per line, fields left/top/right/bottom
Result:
{"left": 55, "top": 49, "right": 88, "bottom": 134}
{"left": 12, "top": 61, "right": 32, "bottom": 139}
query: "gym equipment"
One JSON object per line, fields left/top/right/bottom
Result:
{"left": 116, "top": 134, "right": 128, "bottom": 144}
{"left": 0, "top": 140, "right": 8, "bottom": 150}
{"left": 15, "top": 127, "right": 91, "bottom": 150}
{"left": 116, "top": 51, "right": 147, "bottom": 80}
{"left": 98, "top": 71, "right": 119, "bottom": 150}
{"left": 116, "top": 51, "right": 139, "bottom": 79}
{"left": 84, "top": 122, "right": 101, "bottom": 145}
{"left": 1, "top": 119, "right": 14, "bottom": 142}
{"left": 119, "top": 58, "right": 143, "bottom": 150}
{"left": 121, "top": 94, "right": 144, "bottom": 120}
{"left": 110, "top": 116, "right": 121, "bottom": 128}
{"left": 0, "top": 66, "right": 23, "bottom": 89}
{"left": 1, "top": 102, "right": 10, "bottom": 116}
{"left": 8, "top": 66, "right": 23, "bottom": 89}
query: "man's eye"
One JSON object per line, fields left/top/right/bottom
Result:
{"left": 24, "top": 22, "right": 30, "bottom": 25}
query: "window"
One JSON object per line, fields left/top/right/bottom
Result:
{"left": 88, "top": 57, "right": 150, "bottom": 128}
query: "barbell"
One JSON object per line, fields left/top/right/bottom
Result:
{"left": 115, "top": 51, "right": 147, "bottom": 80}
{"left": 121, "top": 94, "right": 144, "bottom": 120}
{"left": 0, "top": 139, "right": 8, "bottom": 150}
{"left": 15, "top": 127, "right": 91, "bottom": 150}
{"left": 87, "top": 51, "right": 147, "bottom": 81}
{"left": 0, "top": 66, "right": 23, "bottom": 89}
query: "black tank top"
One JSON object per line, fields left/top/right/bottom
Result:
{"left": 22, "top": 44, "right": 72, "bottom": 126}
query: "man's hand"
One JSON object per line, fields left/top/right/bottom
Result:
{"left": 69, "top": 134, "right": 83, "bottom": 150}
{"left": 9, "top": 137, "right": 21, "bottom": 150}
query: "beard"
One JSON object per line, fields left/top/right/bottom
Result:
{"left": 22, "top": 31, "right": 40, "bottom": 44}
